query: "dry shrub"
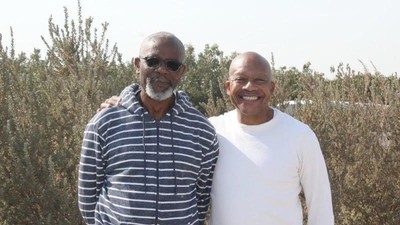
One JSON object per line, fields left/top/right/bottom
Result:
{"left": 274, "top": 64, "right": 400, "bottom": 225}
{"left": 0, "top": 3, "right": 132, "bottom": 224}
{"left": 0, "top": 3, "right": 399, "bottom": 225}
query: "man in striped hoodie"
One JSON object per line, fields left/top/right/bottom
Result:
{"left": 78, "top": 32, "right": 219, "bottom": 225}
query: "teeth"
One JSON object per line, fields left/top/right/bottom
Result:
{"left": 242, "top": 96, "right": 258, "bottom": 101}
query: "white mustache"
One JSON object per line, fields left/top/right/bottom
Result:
{"left": 149, "top": 74, "right": 172, "bottom": 85}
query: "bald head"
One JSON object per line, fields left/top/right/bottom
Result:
{"left": 225, "top": 51, "right": 275, "bottom": 125}
{"left": 229, "top": 52, "right": 272, "bottom": 81}
{"left": 139, "top": 32, "right": 186, "bottom": 61}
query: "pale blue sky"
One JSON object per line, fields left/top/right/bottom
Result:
{"left": 1, "top": 0, "right": 399, "bottom": 79}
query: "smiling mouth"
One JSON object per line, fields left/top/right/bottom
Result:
{"left": 241, "top": 96, "right": 259, "bottom": 101}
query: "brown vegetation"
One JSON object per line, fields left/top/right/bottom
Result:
{"left": 1, "top": 4, "right": 399, "bottom": 225}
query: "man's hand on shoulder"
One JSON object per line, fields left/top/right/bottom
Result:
{"left": 97, "top": 96, "right": 122, "bottom": 112}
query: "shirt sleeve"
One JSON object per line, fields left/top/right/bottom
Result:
{"left": 299, "top": 128, "right": 334, "bottom": 225}
{"left": 196, "top": 133, "right": 219, "bottom": 224}
{"left": 78, "top": 121, "right": 106, "bottom": 225}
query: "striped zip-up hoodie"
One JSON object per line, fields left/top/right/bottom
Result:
{"left": 78, "top": 84, "right": 219, "bottom": 225}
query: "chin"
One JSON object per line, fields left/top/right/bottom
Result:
{"left": 237, "top": 106, "right": 264, "bottom": 115}
{"left": 146, "top": 83, "right": 174, "bottom": 101}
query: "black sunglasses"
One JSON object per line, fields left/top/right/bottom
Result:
{"left": 140, "top": 57, "right": 183, "bottom": 72}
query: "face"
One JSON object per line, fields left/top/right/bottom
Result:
{"left": 225, "top": 53, "right": 275, "bottom": 124}
{"left": 135, "top": 36, "right": 187, "bottom": 101}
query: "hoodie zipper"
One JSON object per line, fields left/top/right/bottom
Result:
{"left": 155, "top": 121, "right": 160, "bottom": 225}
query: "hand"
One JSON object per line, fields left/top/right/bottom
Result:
{"left": 97, "top": 96, "right": 121, "bottom": 112}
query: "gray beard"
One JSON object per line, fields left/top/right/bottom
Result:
{"left": 145, "top": 77, "right": 175, "bottom": 101}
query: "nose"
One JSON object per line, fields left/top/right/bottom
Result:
{"left": 155, "top": 62, "right": 169, "bottom": 73}
{"left": 242, "top": 80, "right": 257, "bottom": 89}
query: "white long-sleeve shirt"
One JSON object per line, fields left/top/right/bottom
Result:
{"left": 208, "top": 109, "right": 334, "bottom": 225}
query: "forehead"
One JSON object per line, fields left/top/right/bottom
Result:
{"left": 140, "top": 38, "right": 184, "bottom": 60}
{"left": 230, "top": 65, "right": 269, "bottom": 79}
{"left": 229, "top": 55, "right": 271, "bottom": 79}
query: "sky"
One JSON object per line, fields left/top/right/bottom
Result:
{"left": 1, "top": 0, "right": 399, "bottom": 79}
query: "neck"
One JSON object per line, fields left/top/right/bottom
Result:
{"left": 237, "top": 107, "right": 274, "bottom": 125}
{"left": 139, "top": 91, "right": 175, "bottom": 120}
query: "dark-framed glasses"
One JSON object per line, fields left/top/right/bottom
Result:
{"left": 140, "top": 56, "right": 183, "bottom": 72}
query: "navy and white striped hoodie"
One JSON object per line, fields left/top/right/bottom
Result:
{"left": 78, "top": 84, "right": 219, "bottom": 225}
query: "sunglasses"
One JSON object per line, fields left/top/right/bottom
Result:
{"left": 140, "top": 56, "right": 183, "bottom": 72}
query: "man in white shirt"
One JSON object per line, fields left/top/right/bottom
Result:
{"left": 208, "top": 52, "right": 334, "bottom": 225}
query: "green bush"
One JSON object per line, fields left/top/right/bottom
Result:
{"left": 0, "top": 3, "right": 399, "bottom": 225}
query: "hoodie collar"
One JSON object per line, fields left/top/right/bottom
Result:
{"left": 119, "top": 84, "right": 192, "bottom": 116}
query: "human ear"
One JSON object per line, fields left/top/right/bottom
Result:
{"left": 134, "top": 57, "right": 141, "bottom": 74}
{"left": 180, "top": 65, "right": 188, "bottom": 74}
{"left": 225, "top": 80, "right": 232, "bottom": 96}
{"left": 270, "top": 80, "right": 276, "bottom": 95}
